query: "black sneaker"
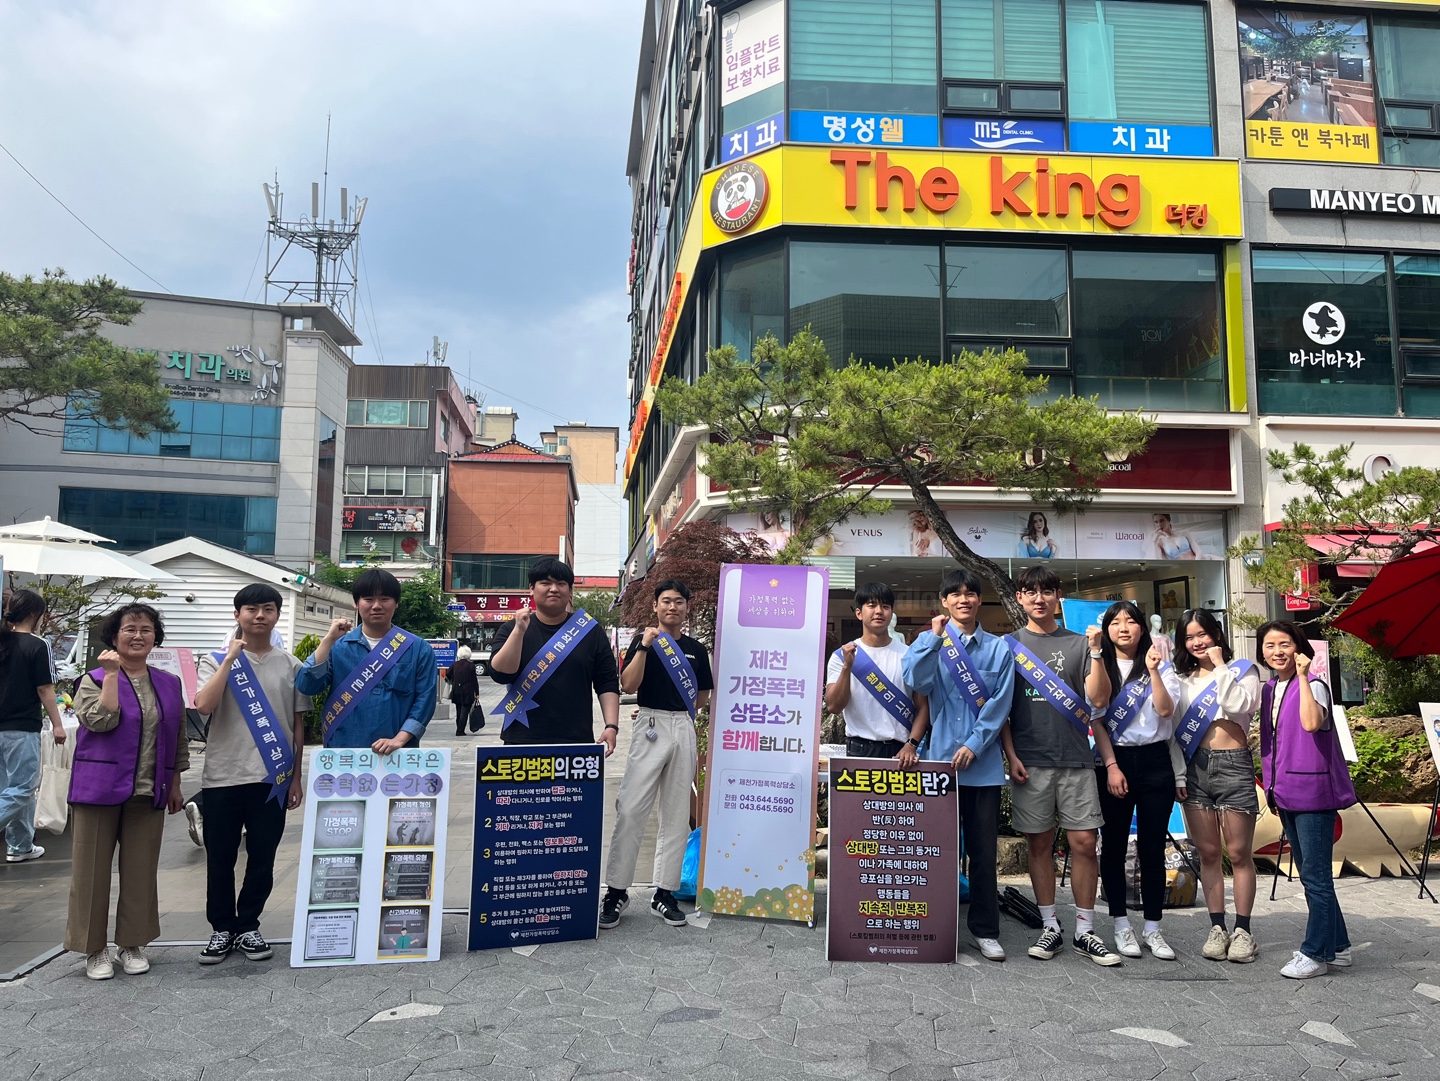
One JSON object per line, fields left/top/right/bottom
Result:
{"left": 651, "top": 889, "right": 687, "bottom": 927}
{"left": 1074, "top": 930, "right": 1123, "bottom": 967}
{"left": 236, "top": 930, "right": 273, "bottom": 961}
{"left": 598, "top": 888, "right": 629, "bottom": 930}
{"left": 199, "top": 931, "right": 234, "bottom": 965}
{"left": 1027, "top": 925, "right": 1064, "bottom": 959}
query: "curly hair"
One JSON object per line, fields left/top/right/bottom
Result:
{"left": 98, "top": 603, "right": 165, "bottom": 649}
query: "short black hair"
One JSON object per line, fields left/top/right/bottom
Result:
{"left": 1173, "top": 609, "right": 1232, "bottom": 676}
{"left": 1014, "top": 565, "right": 1061, "bottom": 593}
{"left": 99, "top": 603, "right": 165, "bottom": 648}
{"left": 234, "top": 583, "right": 284, "bottom": 612}
{"left": 529, "top": 557, "right": 575, "bottom": 587}
{"left": 653, "top": 578, "right": 691, "bottom": 601}
{"left": 1256, "top": 620, "right": 1315, "bottom": 661}
{"left": 939, "top": 569, "right": 984, "bottom": 598}
{"left": 853, "top": 582, "right": 895, "bottom": 609}
{"left": 352, "top": 568, "right": 402, "bottom": 602}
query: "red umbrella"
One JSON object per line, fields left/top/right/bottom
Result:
{"left": 1332, "top": 547, "right": 1440, "bottom": 657}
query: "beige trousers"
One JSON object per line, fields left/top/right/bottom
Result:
{"left": 65, "top": 796, "right": 165, "bottom": 954}
{"left": 605, "top": 707, "right": 697, "bottom": 891}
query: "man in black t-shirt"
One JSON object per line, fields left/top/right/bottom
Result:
{"left": 489, "top": 558, "right": 621, "bottom": 751}
{"left": 1, "top": 589, "right": 66, "bottom": 863}
{"left": 600, "top": 578, "right": 713, "bottom": 930}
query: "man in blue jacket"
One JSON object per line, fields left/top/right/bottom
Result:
{"left": 297, "top": 569, "right": 437, "bottom": 752}
{"left": 902, "top": 568, "right": 1014, "bottom": 962}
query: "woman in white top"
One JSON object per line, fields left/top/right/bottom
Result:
{"left": 1095, "top": 602, "right": 1185, "bottom": 961}
{"left": 1175, "top": 610, "right": 1263, "bottom": 965}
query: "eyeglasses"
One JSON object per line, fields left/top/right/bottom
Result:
{"left": 1018, "top": 588, "right": 1059, "bottom": 598}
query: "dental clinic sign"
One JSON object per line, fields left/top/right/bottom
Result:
{"left": 1270, "top": 186, "right": 1440, "bottom": 220}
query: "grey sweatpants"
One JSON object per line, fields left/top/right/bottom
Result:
{"left": 604, "top": 707, "right": 697, "bottom": 891}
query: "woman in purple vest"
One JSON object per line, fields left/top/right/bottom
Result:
{"left": 67, "top": 603, "right": 189, "bottom": 981}
{"left": 1257, "top": 620, "right": 1356, "bottom": 981}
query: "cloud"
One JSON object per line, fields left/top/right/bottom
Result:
{"left": 0, "top": 0, "right": 641, "bottom": 440}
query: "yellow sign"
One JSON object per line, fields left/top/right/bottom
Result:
{"left": 699, "top": 145, "right": 1243, "bottom": 246}
{"left": 1245, "top": 120, "right": 1379, "bottom": 164}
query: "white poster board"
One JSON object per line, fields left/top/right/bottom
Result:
{"left": 1332, "top": 704, "right": 1358, "bottom": 764}
{"left": 1420, "top": 703, "right": 1440, "bottom": 775}
{"left": 720, "top": 0, "right": 785, "bottom": 107}
{"left": 290, "top": 746, "right": 451, "bottom": 968}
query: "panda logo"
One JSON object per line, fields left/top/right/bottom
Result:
{"left": 710, "top": 162, "right": 769, "bottom": 235}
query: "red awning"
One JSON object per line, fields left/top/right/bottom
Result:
{"left": 1265, "top": 526, "right": 1438, "bottom": 578}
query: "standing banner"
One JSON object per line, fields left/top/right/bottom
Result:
{"left": 469, "top": 744, "right": 605, "bottom": 951}
{"left": 289, "top": 747, "right": 450, "bottom": 968}
{"left": 826, "top": 759, "right": 960, "bottom": 962}
{"left": 699, "top": 564, "right": 828, "bottom": 922}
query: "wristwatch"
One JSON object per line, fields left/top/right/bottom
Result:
{"left": 906, "top": 737, "right": 921, "bottom": 748}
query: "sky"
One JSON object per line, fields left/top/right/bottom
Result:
{"left": 0, "top": 0, "right": 641, "bottom": 444}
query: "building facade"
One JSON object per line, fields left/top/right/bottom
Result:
{"left": 540, "top": 423, "right": 623, "bottom": 587}
{"left": 445, "top": 440, "right": 577, "bottom": 652}
{"left": 342, "top": 364, "right": 476, "bottom": 574}
{"left": 624, "top": 0, "right": 1440, "bottom": 699}
{"left": 1, "top": 292, "right": 356, "bottom": 569}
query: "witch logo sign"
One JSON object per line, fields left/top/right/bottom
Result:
{"left": 1303, "top": 301, "right": 1346, "bottom": 345}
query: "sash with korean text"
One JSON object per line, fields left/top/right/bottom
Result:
{"left": 939, "top": 623, "right": 991, "bottom": 714}
{"left": 213, "top": 650, "right": 295, "bottom": 803}
{"left": 654, "top": 631, "right": 700, "bottom": 717}
{"left": 837, "top": 644, "right": 915, "bottom": 730}
{"left": 320, "top": 630, "right": 418, "bottom": 745}
{"left": 1003, "top": 635, "right": 1092, "bottom": 736}
{"left": 491, "top": 609, "right": 596, "bottom": 730}
{"left": 1104, "top": 662, "right": 1172, "bottom": 740}
{"left": 1175, "top": 659, "right": 1255, "bottom": 760}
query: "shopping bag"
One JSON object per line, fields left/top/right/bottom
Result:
{"left": 34, "top": 726, "right": 74, "bottom": 835}
{"left": 675, "top": 828, "right": 701, "bottom": 900}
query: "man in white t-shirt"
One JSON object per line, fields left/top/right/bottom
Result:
{"left": 825, "top": 583, "right": 929, "bottom": 763}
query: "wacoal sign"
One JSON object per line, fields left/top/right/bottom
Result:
{"left": 698, "top": 144, "right": 1243, "bottom": 244}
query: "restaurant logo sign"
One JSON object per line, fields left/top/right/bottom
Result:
{"left": 710, "top": 161, "right": 769, "bottom": 234}
{"left": 1303, "top": 301, "right": 1346, "bottom": 345}
{"left": 1270, "top": 186, "right": 1440, "bottom": 219}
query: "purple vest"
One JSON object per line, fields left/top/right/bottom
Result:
{"left": 1259, "top": 674, "right": 1357, "bottom": 814}
{"left": 70, "top": 666, "right": 185, "bottom": 808}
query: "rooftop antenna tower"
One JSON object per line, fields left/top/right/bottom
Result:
{"left": 261, "top": 115, "right": 366, "bottom": 330}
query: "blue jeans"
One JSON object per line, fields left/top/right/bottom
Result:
{"left": 0, "top": 730, "right": 42, "bottom": 856}
{"left": 1279, "top": 809, "right": 1350, "bottom": 962}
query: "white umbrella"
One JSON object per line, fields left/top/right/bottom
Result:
{"left": 0, "top": 516, "right": 113, "bottom": 543}
{"left": 0, "top": 537, "right": 179, "bottom": 581}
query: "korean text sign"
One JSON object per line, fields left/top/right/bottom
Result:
{"left": 469, "top": 744, "right": 605, "bottom": 951}
{"left": 699, "top": 564, "right": 828, "bottom": 922}
{"left": 289, "top": 747, "right": 451, "bottom": 968}
{"left": 720, "top": 0, "right": 784, "bottom": 108}
{"left": 826, "top": 759, "right": 959, "bottom": 963}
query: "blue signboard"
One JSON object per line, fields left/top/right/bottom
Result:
{"left": 468, "top": 744, "right": 605, "bottom": 951}
{"left": 1067, "top": 121, "right": 1215, "bottom": 157}
{"left": 943, "top": 116, "right": 1066, "bottom": 152}
{"left": 426, "top": 639, "right": 457, "bottom": 668}
{"left": 790, "top": 110, "right": 940, "bottom": 148}
{"left": 445, "top": 602, "right": 467, "bottom": 613}
{"left": 720, "top": 113, "right": 785, "bottom": 164}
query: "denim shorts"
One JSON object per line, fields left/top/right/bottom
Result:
{"left": 1185, "top": 747, "right": 1260, "bottom": 814}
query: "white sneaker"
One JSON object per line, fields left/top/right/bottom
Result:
{"left": 185, "top": 800, "right": 205, "bottom": 848}
{"left": 1281, "top": 950, "right": 1327, "bottom": 980}
{"left": 117, "top": 946, "right": 150, "bottom": 975}
{"left": 1143, "top": 930, "right": 1176, "bottom": 960}
{"left": 85, "top": 950, "right": 114, "bottom": 980}
{"left": 5, "top": 845, "right": 45, "bottom": 863}
{"left": 975, "top": 938, "right": 1005, "bottom": 962}
{"left": 1114, "top": 926, "right": 1142, "bottom": 959}
{"left": 1329, "top": 948, "right": 1352, "bottom": 968}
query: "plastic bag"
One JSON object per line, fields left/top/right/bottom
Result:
{"left": 675, "top": 827, "right": 701, "bottom": 900}
{"left": 34, "top": 726, "right": 74, "bottom": 835}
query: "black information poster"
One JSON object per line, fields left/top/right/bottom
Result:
{"left": 468, "top": 744, "right": 606, "bottom": 951}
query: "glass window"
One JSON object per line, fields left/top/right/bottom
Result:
{"left": 193, "top": 402, "right": 223, "bottom": 434}
{"left": 941, "top": 0, "right": 1062, "bottom": 82}
{"left": 58, "top": 489, "right": 276, "bottom": 555}
{"left": 1383, "top": 134, "right": 1440, "bottom": 168}
{"left": 945, "top": 245, "right": 1068, "bottom": 337}
{"left": 252, "top": 406, "right": 281, "bottom": 438}
{"left": 1072, "top": 250, "right": 1224, "bottom": 410}
{"left": 1396, "top": 254, "right": 1440, "bottom": 346}
{"left": 1066, "top": 1, "right": 1213, "bottom": 125}
{"left": 791, "top": 0, "right": 938, "bottom": 114}
{"left": 719, "top": 238, "right": 785, "bottom": 360}
{"left": 1375, "top": 19, "right": 1440, "bottom": 101}
{"left": 346, "top": 399, "right": 364, "bottom": 425}
{"left": 64, "top": 399, "right": 278, "bottom": 463}
{"left": 449, "top": 554, "right": 542, "bottom": 591}
{"left": 63, "top": 421, "right": 97, "bottom": 452}
{"left": 946, "top": 84, "right": 1000, "bottom": 110}
{"left": 409, "top": 401, "right": 429, "bottom": 428}
{"left": 1251, "top": 250, "right": 1395, "bottom": 416}
{"left": 791, "top": 241, "right": 943, "bottom": 367}
{"left": 366, "top": 400, "right": 410, "bottom": 426}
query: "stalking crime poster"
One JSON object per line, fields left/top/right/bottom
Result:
{"left": 289, "top": 746, "right": 451, "bottom": 968}
{"left": 468, "top": 744, "right": 605, "bottom": 951}
{"left": 826, "top": 758, "right": 959, "bottom": 963}
{"left": 698, "top": 563, "right": 828, "bottom": 923}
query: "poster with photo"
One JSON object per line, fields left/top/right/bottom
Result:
{"left": 1420, "top": 703, "right": 1440, "bottom": 776}
{"left": 290, "top": 747, "right": 450, "bottom": 968}
{"left": 1238, "top": 6, "right": 1379, "bottom": 164}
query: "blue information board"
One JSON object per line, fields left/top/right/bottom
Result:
{"left": 1067, "top": 121, "right": 1215, "bottom": 157}
{"left": 468, "top": 744, "right": 606, "bottom": 951}
{"left": 426, "top": 639, "right": 457, "bottom": 668}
